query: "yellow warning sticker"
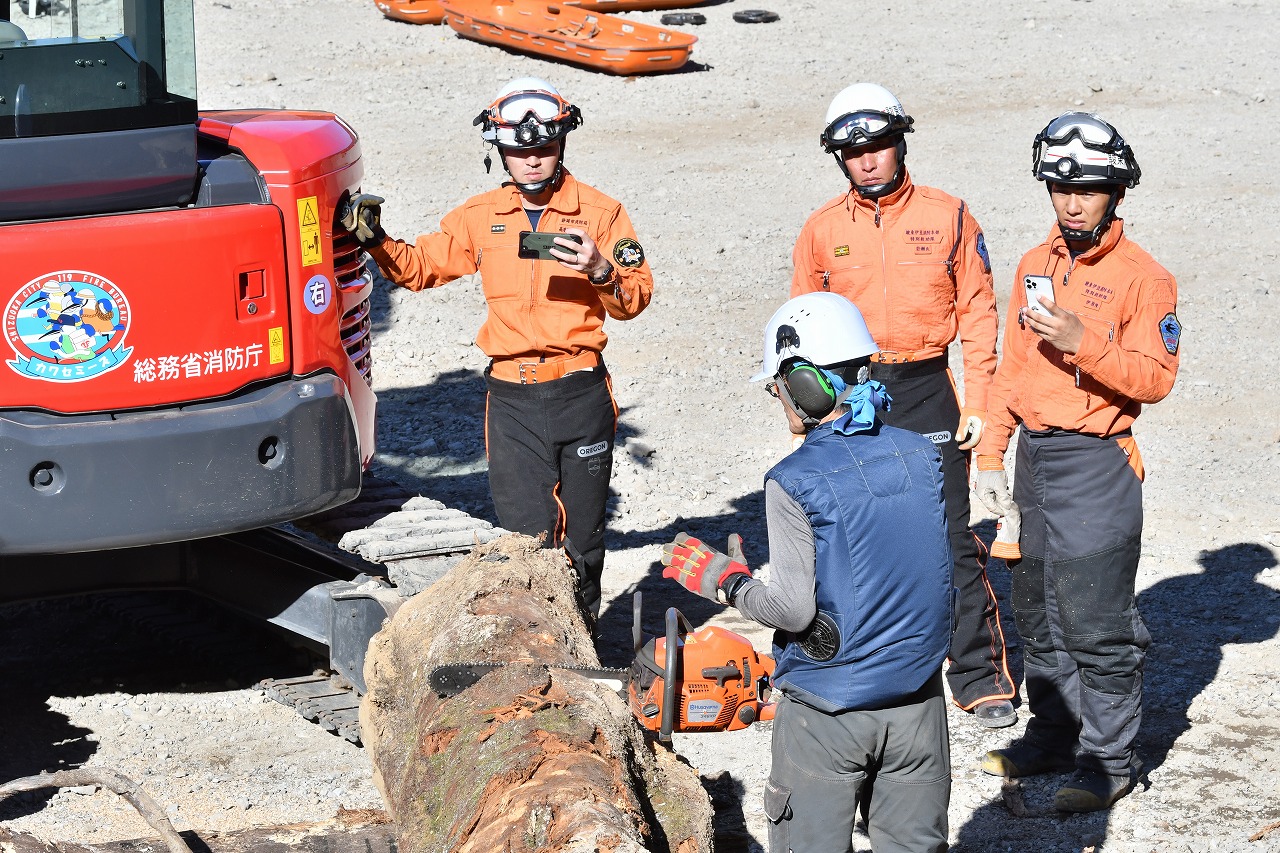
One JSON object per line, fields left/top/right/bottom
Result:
{"left": 298, "top": 196, "right": 323, "bottom": 267}
{"left": 269, "top": 326, "right": 285, "bottom": 364}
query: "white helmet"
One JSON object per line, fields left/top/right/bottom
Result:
{"left": 474, "top": 77, "right": 582, "bottom": 151}
{"left": 474, "top": 77, "right": 582, "bottom": 193}
{"left": 1034, "top": 112, "right": 1139, "bottom": 244}
{"left": 752, "top": 292, "right": 879, "bottom": 382}
{"left": 1032, "top": 111, "right": 1140, "bottom": 188}
{"left": 820, "top": 83, "right": 914, "bottom": 199}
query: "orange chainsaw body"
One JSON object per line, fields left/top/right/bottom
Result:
{"left": 629, "top": 612, "right": 776, "bottom": 738}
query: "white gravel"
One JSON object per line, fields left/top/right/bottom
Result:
{"left": 4, "top": 0, "right": 1280, "bottom": 850}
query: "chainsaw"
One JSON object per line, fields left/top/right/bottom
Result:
{"left": 427, "top": 592, "right": 776, "bottom": 741}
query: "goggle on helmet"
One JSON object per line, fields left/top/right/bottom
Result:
{"left": 820, "top": 110, "right": 914, "bottom": 154}
{"left": 1032, "top": 112, "right": 1140, "bottom": 188}
{"left": 474, "top": 88, "right": 583, "bottom": 150}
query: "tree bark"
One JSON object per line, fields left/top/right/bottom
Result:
{"left": 359, "top": 533, "right": 714, "bottom": 853}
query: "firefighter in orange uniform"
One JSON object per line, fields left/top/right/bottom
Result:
{"left": 792, "top": 83, "right": 1017, "bottom": 728}
{"left": 343, "top": 78, "right": 653, "bottom": 618}
{"left": 976, "top": 112, "right": 1179, "bottom": 812}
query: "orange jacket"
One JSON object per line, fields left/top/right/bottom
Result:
{"left": 368, "top": 171, "right": 652, "bottom": 361}
{"left": 790, "top": 170, "right": 999, "bottom": 410}
{"left": 975, "top": 219, "right": 1180, "bottom": 460}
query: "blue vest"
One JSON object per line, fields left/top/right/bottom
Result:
{"left": 767, "top": 419, "right": 954, "bottom": 713}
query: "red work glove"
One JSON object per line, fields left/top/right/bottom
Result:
{"left": 661, "top": 533, "right": 752, "bottom": 603}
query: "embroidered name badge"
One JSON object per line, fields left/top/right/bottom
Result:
{"left": 613, "top": 238, "right": 645, "bottom": 268}
{"left": 834, "top": 245, "right": 850, "bottom": 257}
{"left": 491, "top": 224, "right": 505, "bottom": 233}
{"left": 1159, "top": 312, "right": 1182, "bottom": 354}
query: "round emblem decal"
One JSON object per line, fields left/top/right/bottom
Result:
{"left": 612, "top": 238, "right": 645, "bottom": 268}
{"left": 304, "top": 274, "right": 332, "bottom": 315}
{"left": 4, "top": 271, "right": 132, "bottom": 383}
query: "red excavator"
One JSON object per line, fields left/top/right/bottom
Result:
{"left": 0, "top": 0, "right": 418, "bottom": 709}
{"left": 1, "top": 0, "right": 376, "bottom": 559}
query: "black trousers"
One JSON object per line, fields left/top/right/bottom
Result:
{"left": 484, "top": 366, "right": 616, "bottom": 616}
{"left": 872, "top": 357, "right": 1015, "bottom": 709}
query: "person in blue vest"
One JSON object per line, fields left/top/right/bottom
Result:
{"left": 661, "top": 291, "right": 954, "bottom": 853}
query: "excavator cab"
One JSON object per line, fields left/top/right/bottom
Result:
{"left": 1, "top": 0, "right": 377, "bottom": 558}
{"left": 0, "top": 0, "right": 199, "bottom": 220}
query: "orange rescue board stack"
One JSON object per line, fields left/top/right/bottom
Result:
{"left": 377, "top": 0, "right": 706, "bottom": 26}
{"left": 438, "top": 0, "right": 697, "bottom": 74}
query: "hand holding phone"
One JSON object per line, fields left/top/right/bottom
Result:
{"left": 1022, "top": 274, "right": 1056, "bottom": 317}
{"left": 519, "top": 231, "right": 583, "bottom": 261}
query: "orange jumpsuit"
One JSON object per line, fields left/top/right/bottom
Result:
{"left": 367, "top": 170, "right": 652, "bottom": 616}
{"left": 790, "top": 169, "right": 998, "bottom": 410}
{"left": 975, "top": 218, "right": 1179, "bottom": 460}
{"left": 976, "top": 217, "right": 1179, "bottom": 776}
{"left": 367, "top": 170, "right": 652, "bottom": 363}
{"left": 791, "top": 167, "right": 1011, "bottom": 712}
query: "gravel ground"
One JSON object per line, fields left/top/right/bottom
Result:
{"left": 4, "top": 0, "right": 1280, "bottom": 850}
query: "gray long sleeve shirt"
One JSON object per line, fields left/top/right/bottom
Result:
{"left": 733, "top": 478, "right": 818, "bottom": 632}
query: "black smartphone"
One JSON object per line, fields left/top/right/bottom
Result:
{"left": 518, "top": 230, "right": 581, "bottom": 261}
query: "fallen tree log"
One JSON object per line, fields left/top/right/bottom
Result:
{"left": 359, "top": 533, "right": 713, "bottom": 852}
{"left": 0, "top": 809, "right": 395, "bottom": 853}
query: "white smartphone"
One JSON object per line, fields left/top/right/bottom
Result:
{"left": 1022, "top": 274, "right": 1056, "bottom": 316}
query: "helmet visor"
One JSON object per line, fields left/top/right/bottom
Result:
{"left": 1033, "top": 113, "right": 1139, "bottom": 187}
{"left": 493, "top": 89, "right": 573, "bottom": 125}
{"left": 478, "top": 89, "right": 581, "bottom": 149}
{"left": 821, "top": 110, "right": 908, "bottom": 151}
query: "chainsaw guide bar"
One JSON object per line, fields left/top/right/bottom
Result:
{"left": 429, "top": 662, "right": 630, "bottom": 696}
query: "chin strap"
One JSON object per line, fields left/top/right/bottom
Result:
{"left": 1054, "top": 186, "right": 1121, "bottom": 246}
{"left": 494, "top": 139, "right": 568, "bottom": 194}
{"left": 837, "top": 138, "right": 907, "bottom": 200}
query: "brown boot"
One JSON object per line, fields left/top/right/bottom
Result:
{"left": 1053, "top": 768, "right": 1138, "bottom": 812}
{"left": 981, "top": 741, "right": 1076, "bottom": 778}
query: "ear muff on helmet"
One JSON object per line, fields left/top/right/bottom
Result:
{"left": 779, "top": 359, "right": 838, "bottom": 422}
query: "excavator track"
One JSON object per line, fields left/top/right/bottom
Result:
{"left": 256, "top": 473, "right": 506, "bottom": 743}
{"left": 259, "top": 674, "right": 365, "bottom": 745}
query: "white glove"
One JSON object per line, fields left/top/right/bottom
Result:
{"left": 974, "top": 467, "right": 1015, "bottom": 518}
{"left": 975, "top": 463, "right": 1022, "bottom": 561}
{"left": 956, "top": 407, "right": 985, "bottom": 451}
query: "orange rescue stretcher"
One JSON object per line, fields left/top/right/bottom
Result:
{"left": 438, "top": 0, "right": 697, "bottom": 74}
{"left": 377, "top": 0, "right": 706, "bottom": 26}
{"left": 377, "top": 0, "right": 446, "bottom": 24}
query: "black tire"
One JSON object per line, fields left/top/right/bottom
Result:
{"left": 660, "top": 12, "right": 707, "bottom": 25}
{"left": 733, "top": 9, "right": 780, "bottom": 23}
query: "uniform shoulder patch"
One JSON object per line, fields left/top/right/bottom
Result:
{"left": 975, "top": 232, "right": 991, "bottom": 273}
{"left": 613, "top": 237, "right": 645, "bottom": 268}
{"left": 1159, "top": 312, "right": 1181, "bottom": 355}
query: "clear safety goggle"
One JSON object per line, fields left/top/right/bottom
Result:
{"left": 489, "top": 89, "right": 575, "bottom": 127}
{"left": 1036, "top": 114, "right": 1127, "bottom": 154}
{"left": 821, "top": 110, "right": 910, "bottom": 150}
{"left": 476, "top": 89, "right": 581, "bottom": 148}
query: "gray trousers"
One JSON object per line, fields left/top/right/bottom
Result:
{"left": 1013, "top": 428, "right": 1149, "bottom": 775}
{"left": 764, "top": 672, "right": 950, "bottom": 853}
